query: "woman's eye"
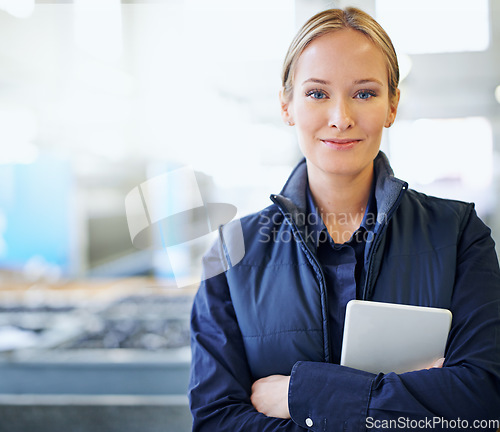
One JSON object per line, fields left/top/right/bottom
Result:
{"left": 356, "top": 90, "right": 375, "bottom": 100}
{"left": 306, "top": 89, "right": 327, "bottom": 99}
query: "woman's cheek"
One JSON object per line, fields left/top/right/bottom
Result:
{"left": 296, "top": 105, "right": 323, "bottom": 130}
{"left": 361, "top": 107, "right": 388, "bottom": 132}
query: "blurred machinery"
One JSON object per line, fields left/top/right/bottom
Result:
{"left": 0, "top": 279, "right": 193, "bottom": 432}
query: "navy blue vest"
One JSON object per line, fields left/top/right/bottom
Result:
{"left": 218, "top": 153, "right": 472, "bottom": 379}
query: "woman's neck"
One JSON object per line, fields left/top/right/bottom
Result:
{"left": 307, "top": 162, "right": 374, "bottom": 243}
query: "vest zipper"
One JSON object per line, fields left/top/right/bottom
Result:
{"left": 270, "top": 195, "right": 332, "bottom": 363}
{"left": 362, "top": 182, "right": 408, "bottom": 300}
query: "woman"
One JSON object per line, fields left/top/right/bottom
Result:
{"left": 189, "top": 7, "right": 500, "bottom": 431}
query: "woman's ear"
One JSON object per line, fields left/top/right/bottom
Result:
{"left": 385, "top": 88, "right": 400, "bottom": 128}
{"left": 279, "top": 89, "right": 295, "bottom": 126}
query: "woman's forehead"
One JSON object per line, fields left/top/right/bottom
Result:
{"left": 294, "top": 29, "right": 389, "bottom": 85}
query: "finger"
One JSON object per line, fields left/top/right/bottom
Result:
{"left": 432, "top": 357, "right": 445, "bottom": 368}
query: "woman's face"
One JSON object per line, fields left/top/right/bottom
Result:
{"left": 281, "top": 29, "right": 399, "bottom": 179}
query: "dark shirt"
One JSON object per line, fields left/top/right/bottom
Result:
{"left": 305, "top": 180, "right": 376, "bottom": 364}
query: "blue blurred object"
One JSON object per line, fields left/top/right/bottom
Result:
{"left": 0, "top": 155, "right": 73, "bottom": 276}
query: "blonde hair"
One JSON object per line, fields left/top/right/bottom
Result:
{"left": 281, "top": 7, "right": 399, "bottom": 100}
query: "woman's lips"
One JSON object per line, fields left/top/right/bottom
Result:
{"left": 321, "top": 138, "right": 362, "bottom": 149}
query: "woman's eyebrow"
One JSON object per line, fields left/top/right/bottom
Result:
{"left": 302, "top": 78, "right": 330, "bottom": 85}
{"left": 353, "top": 78, "right": 383, "bottom": 86}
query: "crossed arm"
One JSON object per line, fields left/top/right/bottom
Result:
{"left": 191, "top": 270, "right": 500, "bottom": 431}
{"left": 250, "top": 358, "right": 445, "bottom": 419}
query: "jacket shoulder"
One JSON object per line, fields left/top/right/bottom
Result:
{"left": 204, "top": 202, "right": 286, "bottom": 272}
{"left": 403, "top": 188, "right": 474, "bottom": 230}
{"left": 239, "top": 202, "right": 284, "bottom": 228}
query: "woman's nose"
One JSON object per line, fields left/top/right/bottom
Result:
{"left": 327, "top": 99, "right": 354, "bottom": 131}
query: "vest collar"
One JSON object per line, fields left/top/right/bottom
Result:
{"left": 271, "top": 151, "right": 408, "bottom": 240}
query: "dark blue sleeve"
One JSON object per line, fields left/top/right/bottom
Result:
{"left": 288, "top": 209, "right": 500, "bottom": 431}
{"left": 189, "top": 268, "right": 307, "bottom": 431}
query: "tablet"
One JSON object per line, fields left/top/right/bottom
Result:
{"left": 340, "top": 300, "right": 452, "bottom": 374}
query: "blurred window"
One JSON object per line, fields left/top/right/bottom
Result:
{"left": 387, "top": 117, "right": 494, "bottom": 216}
{"left": 376, "top": 0, "right": 490, "bottom": 54}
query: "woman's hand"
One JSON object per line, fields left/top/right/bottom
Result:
{"left": 250, "top": 359, "right": 444, "bottom": 419}
{"left": 251, "top": 374, "right": 291, "bottom": 419}
{"left": 424, "top": 357, "right": 445, "bottom": 369}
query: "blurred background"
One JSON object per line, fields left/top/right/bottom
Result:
{"left": 0, "top": 0, "right": 498, "bottom": 431}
